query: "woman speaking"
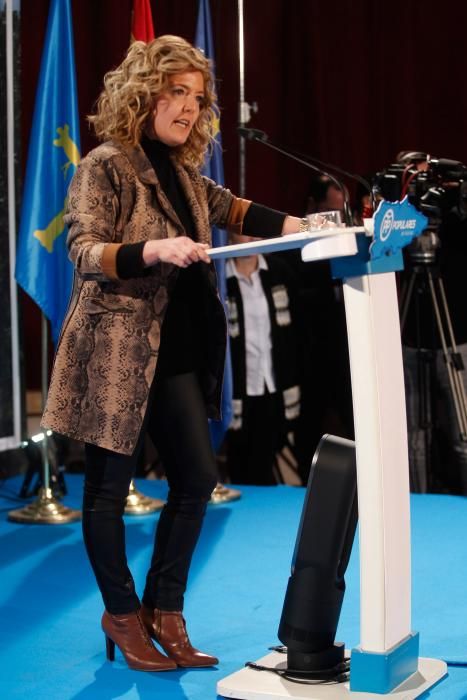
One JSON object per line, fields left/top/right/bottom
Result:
{"left": 42, "top": 34, "right": 303, "bottom": 672}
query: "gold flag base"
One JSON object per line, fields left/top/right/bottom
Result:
{"left": 8, "top": 487, "right": 81, "bottom": 524}
{"left": 210, "top": 482, "right": 242, "bottom": 505}
{"left": 124, "top": 480, "right": 165, "bottom": 515}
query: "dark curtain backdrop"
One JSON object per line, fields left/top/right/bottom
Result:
{"left": 20, "top": 0, "right": 467, "bottom": 388}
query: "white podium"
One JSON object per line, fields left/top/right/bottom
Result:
{"left": 210, "top": 225, "right": 447, "bottom": 698}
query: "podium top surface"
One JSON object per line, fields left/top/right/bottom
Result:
{"left": 207, "top": 226, "right": 364, "bottom": 260}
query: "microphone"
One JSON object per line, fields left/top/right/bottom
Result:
{"left": 429, "top": 157, "right": 467, "bottom": 180}
{"left": 430, "top": 157, "right": 463, "bottom": 169}
{"left": 238, "top": 126, "right": 353, "bottom": 225}
{"left": 238, "top": 127, "right": 268, "bottom": 142}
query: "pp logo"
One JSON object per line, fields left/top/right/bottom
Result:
{"left": 380, "top": 209, "right": 394, "bottom": 241}
{"left": 371, "top": 197, "right": 428, "bottom": 260}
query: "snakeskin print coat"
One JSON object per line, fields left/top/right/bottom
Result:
{"left": 41, "top": 141, "right": 250, "bottom": 455}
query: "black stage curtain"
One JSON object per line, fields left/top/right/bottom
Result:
{"left": 20, "top": 0, "right": 467, "bottom": 387}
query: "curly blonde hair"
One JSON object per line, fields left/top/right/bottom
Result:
{"left": 88, "top": 35, "right": 218, "bottom": 167}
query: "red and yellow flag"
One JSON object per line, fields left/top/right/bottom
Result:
{"left": 131, "top": 0, "right": 155, "bottom": 42}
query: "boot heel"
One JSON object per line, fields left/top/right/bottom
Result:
{"left": 101, "top": 610, "right": 177, "bottom": 671}
{"left": 105, "top": 635, "right": 115, "bottom": 661}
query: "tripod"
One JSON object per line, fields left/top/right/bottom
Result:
{"left": 400, "top": 235, "right": 467, "bottom": 490}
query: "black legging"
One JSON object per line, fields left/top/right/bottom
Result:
{"left": 82, "top": 372, "right": 218, "bottom": 615}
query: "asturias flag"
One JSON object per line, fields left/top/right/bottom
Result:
{"left": 195, "top": 0, "right": 233, "bottom": 449}
{"left": 15, "top": 0, "right": 80, "bottom": 344}
{"left": 131, "top": 0, "right": 155, "bottom": 42}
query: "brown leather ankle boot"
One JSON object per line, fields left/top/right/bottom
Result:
{"left": 141, "top": 605, "right": 219, "bottom": 667}
{"left": 102, "top": 610, "right": 177, "bottom": 671}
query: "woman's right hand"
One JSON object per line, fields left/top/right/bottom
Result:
{"left": 143, "top": 237, "right": 211, "bottom": 268}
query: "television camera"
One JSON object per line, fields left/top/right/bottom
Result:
{"left": 374, "top": 155, "right": 467, "bottom": 263}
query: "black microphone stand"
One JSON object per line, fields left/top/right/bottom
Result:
{"left": 238, "top": 127, "right": 353, "bottom": 226}
{"left": 290, "top": 149, "right": 373, "bottom": 201}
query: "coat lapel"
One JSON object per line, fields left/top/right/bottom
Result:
{"left": 120, "top": 142, "right": 211, "bottom": 245}
{"left": 121, "top": 143, "right": 184, "bottom": 235}
{"left": 172, "top": 158, "right": 211, "bottom": 245}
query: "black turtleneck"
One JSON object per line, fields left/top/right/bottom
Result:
{"left": 141, "top": 137, "right": 196, "bottom": 239}
{"left": 136, "top": 137, "right": 208, "bottom": 377}
{"left": 115, "top": 138, "right": 196, "bottom": 278}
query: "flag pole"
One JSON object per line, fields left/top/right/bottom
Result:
{"left": 8, "top": 314, "right": 81, "bottom": 523}
{"left": 41, "top": 314, "right": 51, "bottom": 491}
{"left": 237, "top": 0, "right": 257, "bottom": 197}
{"left": 192, "top": 0, "right": 240, "bottom": 504}
{"left": 9, "top": 0, "right": 81, "bottom": 523}
{"left": 4, "top": 0, "right": 21, "bottom": 452}
{"left": 238, "top": 0, "right": 246, "bottom": 196}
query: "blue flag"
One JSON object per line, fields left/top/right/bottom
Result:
{"left": 195, "top": 0, "right": 233, "bottom": 450}
{"left": 16, "top": 0, "right": 80, "bottom": 344}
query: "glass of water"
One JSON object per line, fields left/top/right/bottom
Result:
{"left": 306, "top": 210, "right": 343, "bottom": 229}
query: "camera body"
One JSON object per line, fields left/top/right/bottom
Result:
{"left": 374, "top": 157, "right": 467, "bottom": 263}
{"left": 374, "top": 157, "right": 467, "bottom": 231}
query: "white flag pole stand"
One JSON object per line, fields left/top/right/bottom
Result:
{"left": 212, "top": 225, "right": 447, "bottom": 699}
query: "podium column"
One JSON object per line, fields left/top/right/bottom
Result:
{"left": 343, "top": 271, "right": 418, "bottom": 692}
{"left": 344, "top": 271, "right": 411, "bottom": 649}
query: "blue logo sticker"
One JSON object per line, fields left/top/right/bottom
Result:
{"left": 370, "top": 197, "right": 428, "bottom": 260}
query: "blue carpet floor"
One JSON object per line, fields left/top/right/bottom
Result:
{"left": 0, "top": 475, "right": 466, "bottom": 699}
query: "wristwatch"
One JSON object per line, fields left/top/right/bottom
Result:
{"left": 298, "top": 217, "right": 309, "bottom": 232}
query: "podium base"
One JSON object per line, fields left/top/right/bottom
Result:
{"left": 216, "top": 651, "right": 447, "bottom": 700}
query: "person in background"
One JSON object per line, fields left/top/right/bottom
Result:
{"left": 224, "top": 233, "right": 302, "bottom": 485}
{"left": 306, "top": 173, "right": 346, "bottom": 216}
{"left": 41, "top": 35, "right": 306, "bottom": 673}
{"left": 352, "top": 179, "right": 374, "bottom": 225}
{"left": 280, "top": 175, "right": 353, "bottom": 483}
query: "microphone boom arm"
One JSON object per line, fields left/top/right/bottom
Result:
{"left": 238, "top": 126, "right": 366, "bottom": 226}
